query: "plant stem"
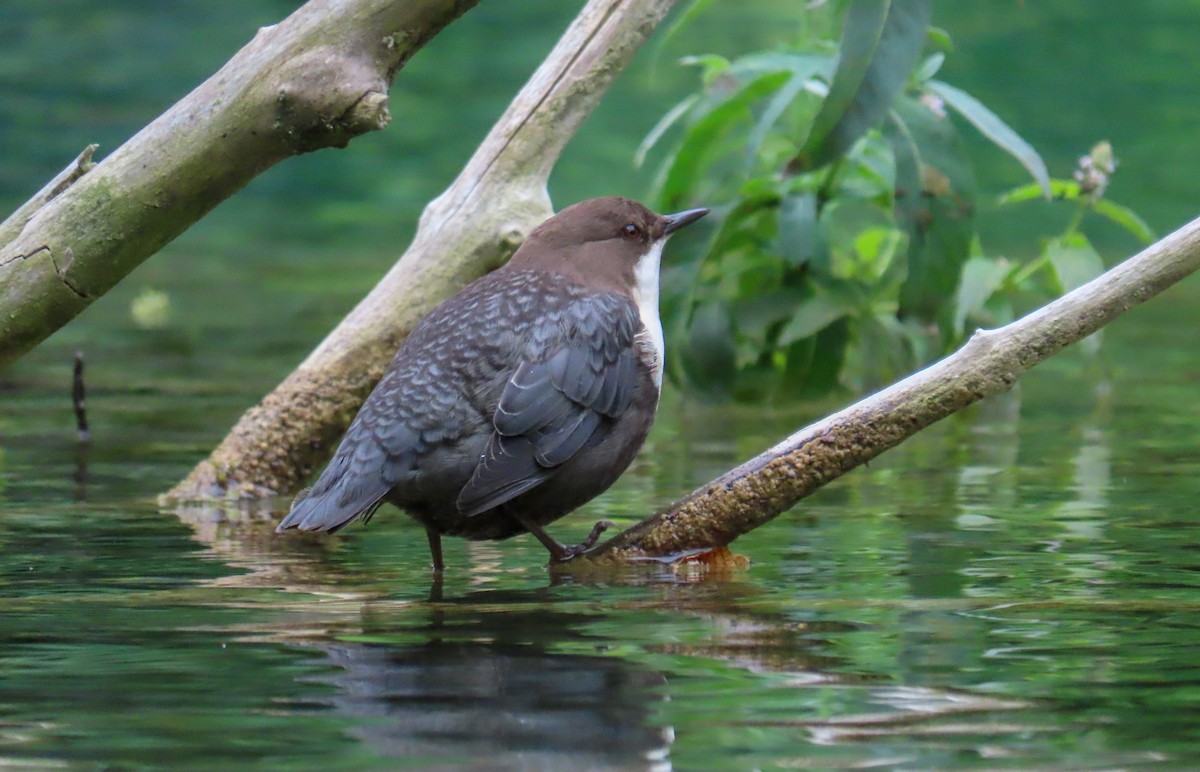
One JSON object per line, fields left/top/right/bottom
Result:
{"left": 1062, "top": 199, "right": 1089, "bottom": 238}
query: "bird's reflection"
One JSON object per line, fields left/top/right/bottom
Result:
{"left": 172, "top": 504, "right": 676, "bottom": 768}
{"left": 302, "top": 583, "right": 676, "bottom": 769}
{"left": 310, "top": 638, "right": 670, "bottom": 770}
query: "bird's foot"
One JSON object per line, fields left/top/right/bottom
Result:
{"left": 510, "top": 512, "right": 615, "bottom": 564}
{"left": 550, "top": 519, "right": 616, "bottom": 563}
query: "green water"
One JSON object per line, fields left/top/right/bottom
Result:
{"left": 6, "top": 2, "right": 1200, "bottom": 769}
{"left": 7, "top": 291, "right": 1200, "bottom": 769}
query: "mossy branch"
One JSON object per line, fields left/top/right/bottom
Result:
{"left": 0, "top": 0, "right": 478, "bottom": 369}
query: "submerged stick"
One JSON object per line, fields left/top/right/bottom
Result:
{"left": 72, "top": 351, "right": 90, "bottom": 444}
{"left": 580, "top": 214, "right": 1200, "bottom": 563}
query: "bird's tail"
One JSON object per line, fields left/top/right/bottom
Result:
{"left": 275, "top": 450, "right": 388, "bottom": 533}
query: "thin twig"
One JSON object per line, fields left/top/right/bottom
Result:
{"left": 73, "top": 350, "right": 90, "bottom": 444}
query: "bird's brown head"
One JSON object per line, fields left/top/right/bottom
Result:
{"left": 507, "top": 197, "right": 708, "bottom": 296}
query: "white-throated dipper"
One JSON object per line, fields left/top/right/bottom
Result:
{"left": 276, "top": 197, "right": 708, "bottom": 569}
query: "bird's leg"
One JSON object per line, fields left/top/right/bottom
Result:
{"left": 426, "top": 529, "right": 444, "bottom": 572}
{"left": 510, "top": 512, "right": 615, "bottom": 563}
{"left": 427, "top": 573, "right": 444, "bottom": 602}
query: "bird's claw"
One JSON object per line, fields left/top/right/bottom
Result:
{"left": 552, "top": 519, "right": 616, "bottom": 562}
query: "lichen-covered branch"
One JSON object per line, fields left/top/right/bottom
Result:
{"left": 0, "top": 0, "right": 478, "bottom": 369}
{"left": 168, "top": 0, "right": 680, "bottom": 500}
{"left": 582, "top": 214, "right": 1200, "bottom": 562}
{"left": 0, "top": 145, "right": 97, "bottom": 250}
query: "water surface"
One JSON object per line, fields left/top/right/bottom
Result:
{"left": 5, "top": 279, "right": 1200, "bottom": 769}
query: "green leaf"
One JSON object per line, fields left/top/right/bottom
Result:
{"left": 995, "top": 181, "right": 1155, "bottom": 243}
{"left": 925, "top": 25, "right": 954, "bottom": 53}
{"left": 776, "top": 192, "right": 826, "bottom": 268}
{"left": 778, "top": 293, "right": 856, "bottom": 345}
{"left": 635, "top": 94, "right": 699, "bottom": 168}
{"left": 659, "top": 70, "right": 793, "bottom": 209}
{"left": 997, "top": 178, "right": 1080, "bottom": 206}
{"left": 791, "top": 0, "right": 933, "bottom": 173}
{"left": 887, "top": 96, "right": 976, "bottom": 324}
{"left": 703, "top": 180, "right": 785, "bottom": 262}
{"left": 1092, "top": 198, "right": 1156, "bottom": 243}
{"left": 900, "top": 194, "right": 974, "bottom": 324}
{"left": 681, "top": 300, "right": 739, "bottom": 395}
{"left": 926, "top": 79, "right": 1051, "bottom": 199}
{"left": 854, "top": 227, "right": 906, "bottom": 282}
{"left": 783, "top": 316, "right": 850, "bottom": 396}
{"left": 889, "top": 92, "right": 978, "bottom": 199}
{"left": 732, "top": 287, "right": 809, "bottom": 344}
{"left": 953, "top": 256, "right": 1011, "bottom": 335}
{"left": 849, "top": 312, "right": 921, "bottom": 390}
{"left": 836, "top": 133, "right": 896, "bottom": 200}
{"left": 820, "top": 197, "right": 893, "bottom": 274}
{"left": 1045, "top": 234, "right": 1106, "bottom": 355}
{"left": 885, "top": 105, "right": 923, "bottom": 224}
{"left": 729, "top": 50, "right": 833, "bottom": 82}
{"left": 680, "top": 53, "right": 731, "bottom": 86}
{"left": 1046, "top": 234, "right": 1105, "bottom": 294}
{"left": 913, "top": 52, "right": 945, "bottom": 83}
{"left": 744, "top": 59, "right": 824, "bottom": 171}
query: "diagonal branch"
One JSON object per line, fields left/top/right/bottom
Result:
{"left": 581, "top": 214, "right": 1200, "bottom": 563}
{"left": 168, "top": 0, "right": 680, "bottom": 501}
{"left": 0, "top": 0, "right": 479, "bottom": 369}
{"left": 0, "top": 144, "right": 97, "bottom": 251}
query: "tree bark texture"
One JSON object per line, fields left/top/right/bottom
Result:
{"left": 0, "top": 0, "right": 478, "bottom": 369}
{"left": 168, "top": 0, "right": 680, "bottom": 500}
{"left": 578, "top": 214, "right": 1200, "bottom": 564}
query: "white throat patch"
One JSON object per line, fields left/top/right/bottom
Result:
{"left": 631, "top": 238, "right": 666, "bottom": 389}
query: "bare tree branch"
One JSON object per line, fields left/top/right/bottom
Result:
{"left": 580, "top": 214, "right": 1200, "bottom": 563}
{"left": 168, "top": 0, "right": 681, "bottom": 500}
{"left": 0, "top": 0, "right": 479, "bottom": 369}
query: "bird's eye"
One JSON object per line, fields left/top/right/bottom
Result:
{"left": 622, "top": 223, "right": 640, "bottom": 239}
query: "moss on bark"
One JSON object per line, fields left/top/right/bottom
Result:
{"left": 1, "top": 0, "right": 479, "bottom": 369}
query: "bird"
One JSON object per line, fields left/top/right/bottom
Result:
{"left": 276, "top": 196, "right": 709, "bottom": 570}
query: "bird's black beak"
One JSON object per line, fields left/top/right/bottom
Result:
{"left": 661, "top": 207, "right": 709, "bottom": 235}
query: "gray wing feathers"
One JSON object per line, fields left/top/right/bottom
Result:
{"left": 493, "top": 361, "right": 574, "bottom": 435}
{"left": 276, "top": 418, "right": 418, "bottom": 533}
{"left": 457, "top": 297, "right": 640, "bottom": 518}
{"left": 462, "top": 434, "right": 552, "bottom": 515}
{"left": 535, "top": 409, "right": 602, "bottom": 466}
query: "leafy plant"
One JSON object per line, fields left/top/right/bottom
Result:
{"left": 643, "top": 0, "right": 1151, "bottom": 400}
